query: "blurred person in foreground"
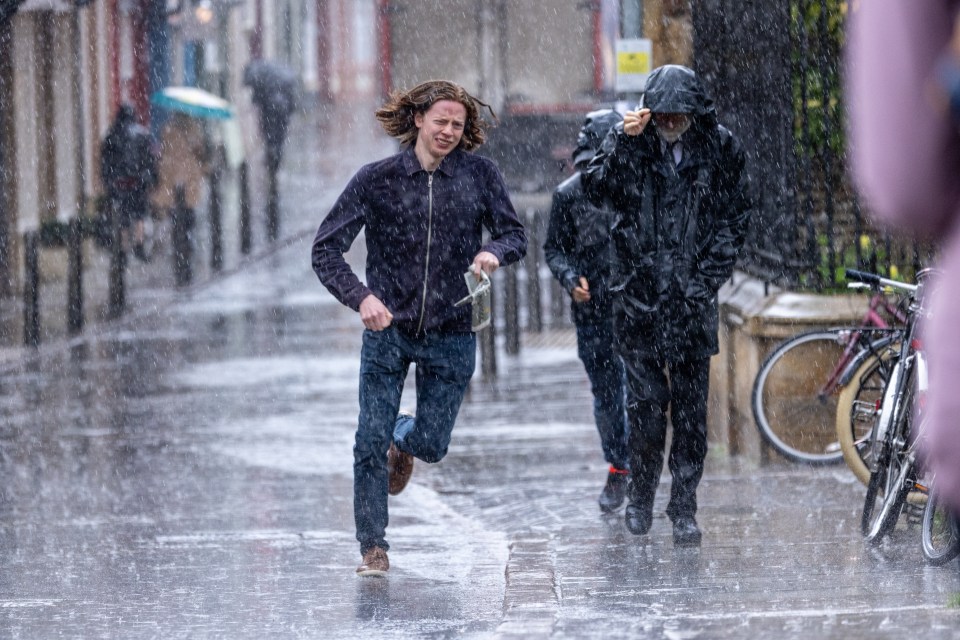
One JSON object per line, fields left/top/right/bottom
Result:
{"left": 848, "top": 0, "right": 960, "bottom": 517}
{"left": 311, "top": 80, "right": 527, "bottom": 577}
{"left": 100, "top": 103, "right": 157, "bottom": 261}
{"left": 583, "top": 65, "right": 751, "bottom": 546}
{"left": 544, "top": 108, "right": 631, "bottom": 514}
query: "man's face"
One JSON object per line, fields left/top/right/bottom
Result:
{"left": 414, "top": 100, "right": 467, "bottom": 163}
{"left": 652, "top": 113, "right": 692, "bottom": 143}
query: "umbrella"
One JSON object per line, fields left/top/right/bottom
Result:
{"left": 150, "top": 86, "right": 234, "bottom": 120}
{"left": 243, "top": 60, "right": 297, "bottom": 95}
{"left": 243, "top": 60, "right": 299, "bottom": 112}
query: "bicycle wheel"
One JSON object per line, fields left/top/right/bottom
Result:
{"left": 861, "top": 371, "right": 916, "bottom": 543}
{"left": 921, "top": 490, "right": 960, "bottom": 566}
{"left": 836, "top": 352, "right": 896, "bottom": 485}
{"left": 752, "top": 330, "right": 850, "bottom": 464}
{"left": 862, "top": 449, "right": 913, "bottom": 544}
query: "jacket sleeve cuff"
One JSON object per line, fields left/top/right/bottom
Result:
{"left": 344, "top": 285, "right": 375, "bottom": 312}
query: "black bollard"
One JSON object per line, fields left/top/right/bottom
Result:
{"left": 67, "top": 216, "right": 83, "bottom": 332}
{"left": 23, "top": 231, "right": 40, "bottom": 347}
{"left": 108, "top": 201, "right": 126, "bottom": 319}
{"left": 504, "top": 265, "right": 519, "bottom": 355}
{"left": 525, "top": 208, "right": 543, "bottom": 333}
{"left": 480, "top": 305, "right": 497, "bottom": 381}
{"left": 171, "top": 186, "right": 193, "bottom": 286}
{"left": 209, "top": 165, "right": 223, "bottom": 271}
{"left": 266, "top": 164, "right": 279, "bottom": 242}
{"left": 239, "top": 161, "right": 251, "bottom": 254}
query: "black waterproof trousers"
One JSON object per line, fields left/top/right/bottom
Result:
{"left": 622, "top": 355, "right": 710, "bottom": 521}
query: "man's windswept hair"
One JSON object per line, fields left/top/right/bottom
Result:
{"left": 375, "top": 80, "right": 497, "bottom": 151}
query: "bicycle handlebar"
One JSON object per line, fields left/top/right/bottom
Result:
{"left": 845, "top": 268, "right": 918, "bottom": 293}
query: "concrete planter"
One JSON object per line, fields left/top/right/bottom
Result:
{"left": 709, "top": 272, "right": 870, "bottom": 462}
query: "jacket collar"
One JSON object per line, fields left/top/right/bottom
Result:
{"left": 401, "top": 145, "right": 464, "bottom": 177}
{"left": 638, "top": 129, "right": 709, "bottom": 174}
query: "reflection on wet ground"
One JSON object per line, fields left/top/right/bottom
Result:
{"left": 1, "top": 236, "right": 960, "bottom": 637}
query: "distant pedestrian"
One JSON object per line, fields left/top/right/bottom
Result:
{"left": 583, "top": 65, "right": 752, "bottom": 546}
{"left": 243, "top": 59, "right": 297, "bottom": 175}
{"left": 544, "top": 108, "right": 631, "bottom": 514}
{"left": 152, "top": 113, "right": 211, "bottom": 225}
{"left": 311, "top": 80, "right": 527, "bottom": 576}
{"left": 848, "top": 0, "right": 960, "bottom": 516}
{"left": 99, "top": 103, "right": 157, "bottom": 261}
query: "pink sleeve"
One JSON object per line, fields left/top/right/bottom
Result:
{"left": 847, "top": 0, "right": 960, "bottom": 238}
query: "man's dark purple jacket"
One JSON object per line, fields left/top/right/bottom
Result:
{"left": 311, "top": 146, "right": 527, "bottom": 335}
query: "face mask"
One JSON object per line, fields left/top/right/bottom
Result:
{"left": 655, "top": 115, "right": 691, "bottom": 143}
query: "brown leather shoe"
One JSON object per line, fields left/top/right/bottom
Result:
{"left": 387, "top": 442, "right": 414, "bottom": 495}
{"left": 356, "top": 546, "right": 389, "bottom": 577}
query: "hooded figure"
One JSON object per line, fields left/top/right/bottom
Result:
{"left": 100, "top": 104, "right": 156, "bottom": 212}
{"left": 583, "top": 65, "right": 752, "bottom": 545}
{"left": 572, "top": 109, "right": 624, "bottom": 168}
{"left": 549, "top": 108, "right": 624, "bottom": 321}
{"left": 544, "top": 108, "right": 630, "bottom": 513}
{"left": 100, "top": 103, "right": 157, "bottom": 257}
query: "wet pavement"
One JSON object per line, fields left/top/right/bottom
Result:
{"left": 1, "top": 103, "right": 959, "bottom": 639}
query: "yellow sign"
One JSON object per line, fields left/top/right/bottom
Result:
{"left": 615, "top": 38, "right": 652, "bottom": 92}
{"left": 618, "top": 51, "right": 650, "bottom": 76}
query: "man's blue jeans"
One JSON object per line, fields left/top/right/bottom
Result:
{"left": 576, "top": 318, "right": 629, "bottom": 471}
{"left": 354, "top": 326, "right": 476, "bottom": 554}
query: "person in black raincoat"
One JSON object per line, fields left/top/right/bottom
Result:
{"left": 544, "top": 108, "right": 631, "bottom": 513}
{"left": 100, "top": 103, "right": 157, "bottom": 260}
{"left": 583, "top": 65, "right": 751, "bottom": 545}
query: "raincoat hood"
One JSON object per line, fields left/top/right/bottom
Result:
{"left": 573, "top": 109, "right": 623, "bottom": 168}
{"left": 640, "top": 65, "right": 715, "bottom": 117}
{"left": 116, "top": 103, "right": 136, "bottom": 124}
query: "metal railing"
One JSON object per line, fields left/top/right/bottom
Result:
{"left": 17, "top": 161, "right": 254, "bottom": 347}
{"left": 693, "top": 0, "right": 932, "bottom": 291}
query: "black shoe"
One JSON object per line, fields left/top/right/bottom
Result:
{"left": 598, "top": 467, "right": 628, "bottom": 513}
{"left": 672, "top": 516, "right": 702, "bottom": 546}
{"left": 625, "top": 503, "right": 652, "bottom": 535}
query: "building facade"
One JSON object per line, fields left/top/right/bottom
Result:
{"left": 0, "top": 0, "right": 689, "bottom": 310}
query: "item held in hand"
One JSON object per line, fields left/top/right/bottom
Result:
{"left": 454, "top": 270, "right": 492, "bottom": 331}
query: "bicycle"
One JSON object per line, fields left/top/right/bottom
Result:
{"left": 842, "top": 272, "right": 958, "bottom": 557}
{"left": 835, "top": 276, "right": 920, "bottom": 485}
{"left": 856, "top": 268, "right": 928, "bottom": 545}
{"left": 750, "top": 278, "right": 906, "bottom": 465}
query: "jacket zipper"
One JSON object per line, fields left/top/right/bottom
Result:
{"left": 415, "top": 172, "right": 434, "bottom": 334}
